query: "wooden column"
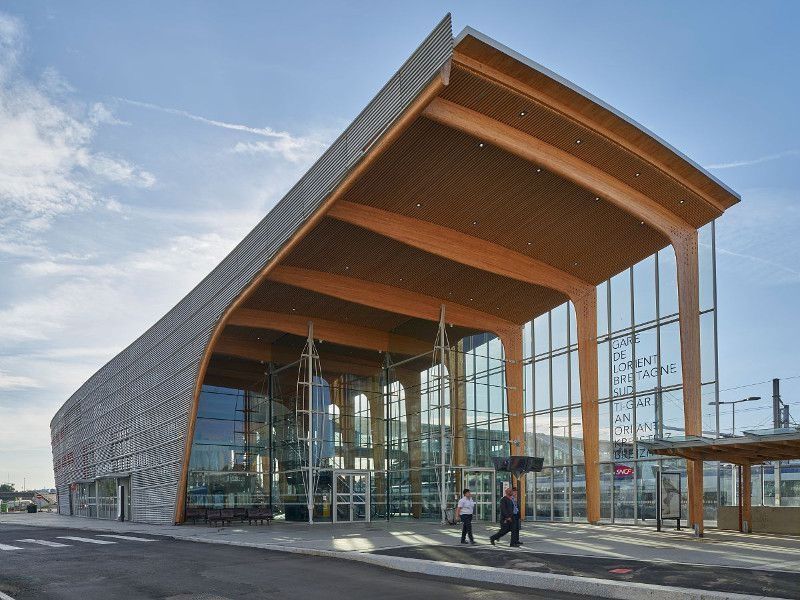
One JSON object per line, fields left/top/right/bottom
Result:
{"left": 398, "top": 371, "right": 423, "bottom": 519}
{"left": 367, "top": 375, "right": 387, "bottom": 517}
{"left": 448, "top": 343, "right": 468, "bottom": 467}
{"left": 333, "top": 377, "right": 356, "bottom": 470}
{"left": 674, "top": 230, "right": 704, "bottom": 534}
{"left": 742, "top": 464, "right": 752, "bottom": 533}
{"left": 500, "top": 328, "right": 526, "bottom": 516}
{"left": 574, "top": 292, "right": 601, "bottom": 524}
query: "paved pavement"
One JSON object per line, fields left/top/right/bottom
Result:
{"left": 0, "top": 523, "right": 575, "bottom": 600}
{"left": 3, "top": 513, "right": 799, "bottom": 598}
{"left": 372, "top": 543, "right": 800, "bottom": 599}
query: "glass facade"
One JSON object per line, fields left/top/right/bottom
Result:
{"left": 185, "top": 220, "right": 798, "bottom": 524}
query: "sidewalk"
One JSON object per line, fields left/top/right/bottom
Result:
{"left": 3, "top": 512, "right": 798, "bottom": 599}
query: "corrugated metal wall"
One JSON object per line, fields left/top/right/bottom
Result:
{"left": 50, "top": 15, "right": 454, "bottom": 524}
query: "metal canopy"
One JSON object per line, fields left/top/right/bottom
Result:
{"left": 639, "top": 429, "right": 800, "bottom": 465}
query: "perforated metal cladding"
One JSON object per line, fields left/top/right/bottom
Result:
{"left": 49, "top": 16, "right": 454, "bottom": 524}
{"left": 341, "top": 117, "right": 670, "bottom": 285}
{"left": 453, "top": 34, "right": 739, "bottom": 212}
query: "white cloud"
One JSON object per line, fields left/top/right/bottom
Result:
{"left": 0, "top": 370, "right": 41, "bottom": 390}
{"left": 0, "top": 15, "right": 154, "bottom": 248}
{"left": 119, "top": 97, "right": 327, "bottom": 163}
{"left": 715, "top": 187, "right": 800, "bottom": 286}
{"left": 705, "top": 149, "right": 799, "bottom": 170}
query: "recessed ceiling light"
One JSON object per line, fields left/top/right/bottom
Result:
{"left": 679, "top": 200, "right": 685, "bottom": 204}
{"left": 344, "top": 266, "right": 350, "bottom": 270}
{"left": 415, "top": 202, "right": 422, "bottom": 207}
{"left": 575, "top": 139, "right": 582, "bottom": 145}
{"left": 399, "top": 278, "right": 403, "bottom": 282}
{"left": 635, "top": 172, "right": 641, "bottom": 177}
{"left": 573, "top": 262, "right": 579, "bottom": 266}
{"left": 527, "top": 241, "right": 532, "bottom": 245}
{"left": 595, "top": 197, "right": 600, "bottom": 201}
{"left": 478, "top": 142, "right": 485, "bottom": 148}
{"left": 519, "top": 110, "right": 527, "bottom": 117}
{"left": 292, "top": 307, "right": 296, "bottom": 311}
{"left": 536, "top": 168, "right": 542, "bottom": 173}
{"left": 472, "top": 220, "right": 478, "bottom": 226}
{"left": 639, "top": 221, "right": 645, "bottom": 225}
{"left": 469, "top": 298, "right": 474, "bottom": 301}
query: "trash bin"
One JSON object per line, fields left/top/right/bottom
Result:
{"left": 26, "top": 504, "right": 37, "bottom": 513}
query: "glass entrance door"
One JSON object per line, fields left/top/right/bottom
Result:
{"left": 461, "top": 468, "right": 496, "bottom": 522}
{"left": 333, "top": 470, "right": 370, "bottom": 523}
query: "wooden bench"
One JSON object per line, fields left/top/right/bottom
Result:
{"left": 185, "top": 507, "right": 207, "bottom": 524}
{"left": 207, "top": 508, "right": 227, "bottom": 526}
{"left": 247, "top": 507, "right": 274, "bottom": 525}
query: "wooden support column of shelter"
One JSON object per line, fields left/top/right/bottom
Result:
{"left": 574, "top": 292, "right": 601, "bottom": 524}
{"left": 674, "top": 230, "right": 705, "bottom": 533}
{"left": 448, "top": 343, "right": 467, "bottom": 468}
{"left": 741, "top": 464, "right": 752, "bottom": 533}
{"left": 397, "top": 371, "right": 423, "bottom": 518}
{"left": 366, "top": 375, "right": 387, "bottom": 517}
{"left": 499, "top": 327, "right": 526, "bottom": 516}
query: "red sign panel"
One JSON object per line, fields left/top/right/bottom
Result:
{"left": 614, "top": 465, "right": 634, "bottom": 478}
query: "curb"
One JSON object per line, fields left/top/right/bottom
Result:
{"left": 0, "top": 518, "right": 789, "bottom": 600}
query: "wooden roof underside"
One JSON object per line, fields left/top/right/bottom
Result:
{"left": 204, "top": 42, "right": 739, "bottom": 391}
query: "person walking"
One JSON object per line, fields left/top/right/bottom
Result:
{"left": 456, "top": 488, "right": 477, "bottom": 544}
{"left": 489, "top": 486, "right": 521, "bottom": 547}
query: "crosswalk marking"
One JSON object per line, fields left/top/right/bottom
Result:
{"left": 96, "top": 534, "right": 156, "bottom": 542}
{"left": 0, "top": 543, "right": 24, "bottom": 551}
{"left": 16, "top": 539, "right": 71, "bottom": 548}
{"left": 56, "top": 536, "right": 116, "bottom": 545}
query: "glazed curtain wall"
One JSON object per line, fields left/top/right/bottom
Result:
{"left": 524, "top": 222, "right": 720, "bottom": 523}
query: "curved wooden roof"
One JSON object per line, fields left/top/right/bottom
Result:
{"left": 206, "top": 22, "right": 740, "bottom": 387}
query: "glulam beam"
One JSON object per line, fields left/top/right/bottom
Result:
{"left": 227, "top": 308, "right": 430, "bottom": 356}
{"left": 267, "top": 265, "right": 517, "bottom": 335}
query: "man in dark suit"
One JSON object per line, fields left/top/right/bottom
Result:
{"left": 489, "top": 486, "right": 521, "bottom": 547}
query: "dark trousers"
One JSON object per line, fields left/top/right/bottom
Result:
{"left": 490, "top": 515, "right": 520, "bottom": 545}
{"left": 460, "top": 514, "right": 474, "bottom": 542}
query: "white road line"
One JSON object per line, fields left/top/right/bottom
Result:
{"left": 56, "top": 536, "right": 116, "bottom": 545}
{"left": 0, "top": 590, "right": 17, "bottom": 600}
{"left": 16, "top": 539, "right": 71, "bottom": 548}
{"left": 96, "top": 534, "right": 157, "bottom": 542}
{"left": 0, "top": 543, "right": 24, "bottom": 551}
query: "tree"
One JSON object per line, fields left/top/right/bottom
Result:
{"left": 0, "top": 483, "right": 15, "bottom": 493}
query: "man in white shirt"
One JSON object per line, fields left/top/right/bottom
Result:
{"left": 456, "top": 488, "right": 477, "bottom": 544}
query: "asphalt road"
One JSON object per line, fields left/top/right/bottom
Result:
{"left": 0, "top": 524, "right": 577, "bottom": 600}
{"left": 372, "top": 543, "right": 800, "bottom": 599}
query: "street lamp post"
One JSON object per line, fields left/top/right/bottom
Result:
{"left": 708, "top": 396, "right": 761, "bottom": 436}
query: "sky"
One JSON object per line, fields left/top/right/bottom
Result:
{"left": 0, "top": 1, "right": 798, "bottom": 490}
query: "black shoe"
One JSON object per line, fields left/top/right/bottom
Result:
{"left": 489, "top": 537, "right": 495, "bottom": 546}
{"left": 510, "top": 543, "right": 521, "bottom": 547}
{"left": 470, "top": 540, "right": 477, "bottom": 545}
{"left": 517, "top": 542, "right": 524, "bottom": 545}
{"left": 460, "top": 540, "right": 468, "bottom": 544}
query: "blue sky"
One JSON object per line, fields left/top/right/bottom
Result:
{"left": 0, "top": 1, "right": 798, "bottom": 489}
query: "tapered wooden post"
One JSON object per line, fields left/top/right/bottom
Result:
{"left": 574, "top": 292, "right": 601, "bottom": 524}
{"left": 367, "top": 375, "right": 387, "bottom": 517}
{"left": 674, "top": 230, "right": 704, "bottom": 535}
{"left": 500, "top": 328, "right": 526, "bottom": 516}
{"left": 448, "top": 343, "right": 467, "bottom": 467}
{"left": 398, "top": 372, "right": 423, "bottom": 518}
{"left": 742, "top": 464, "right": 752, "bottom": 533}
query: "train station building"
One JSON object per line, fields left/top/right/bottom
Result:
{"left": 49, "top": 15, "right": 800, "bottom": 531}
